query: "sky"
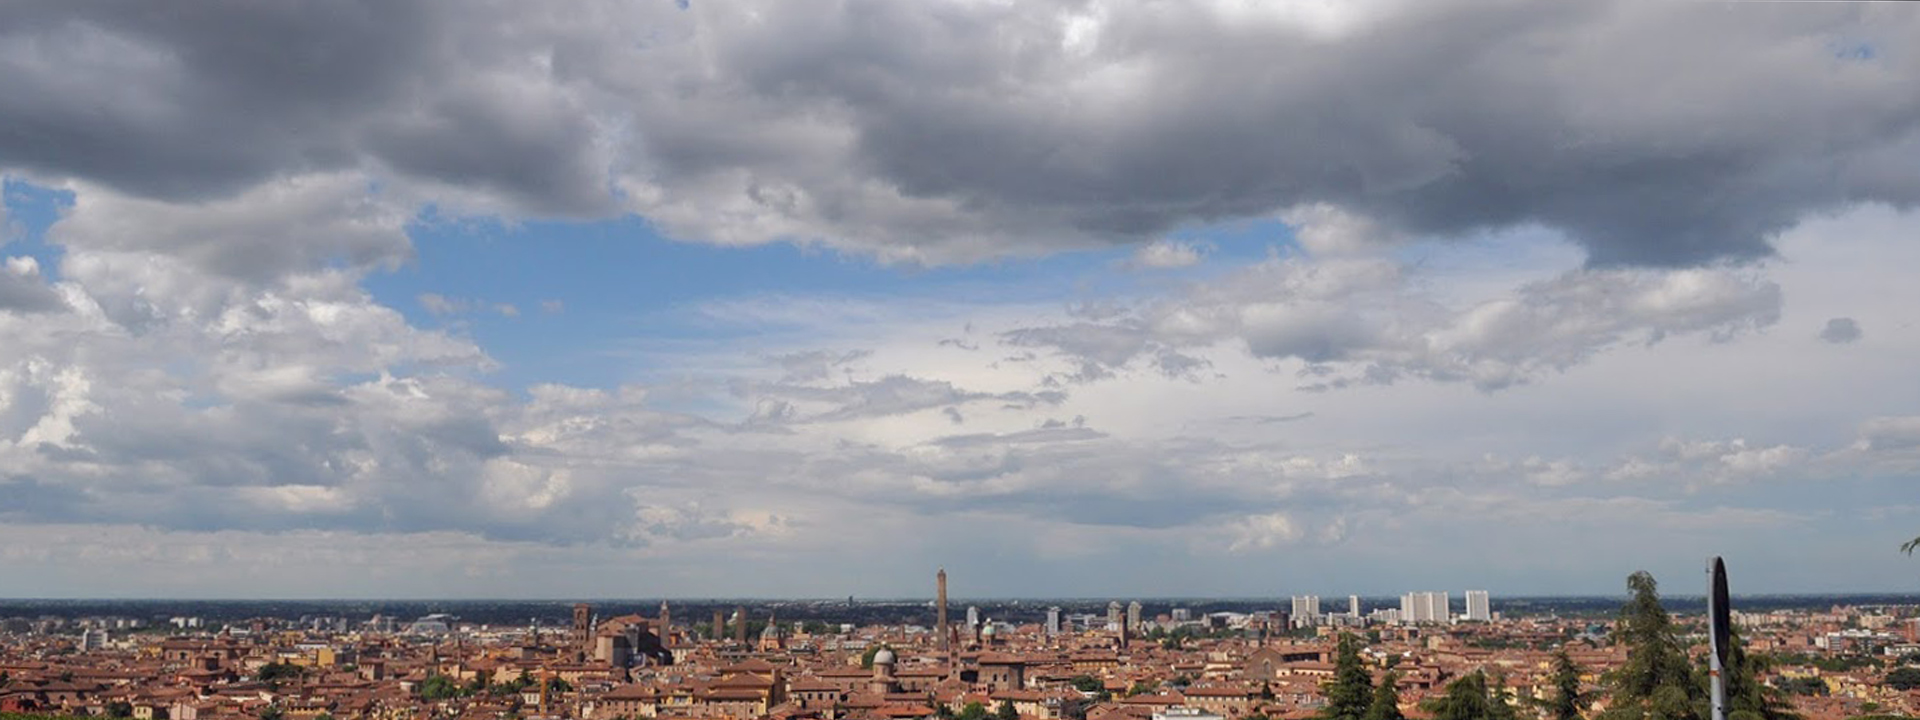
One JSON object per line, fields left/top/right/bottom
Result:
{"left": 2, "top": 0, "right": 1919, "bottom": 600}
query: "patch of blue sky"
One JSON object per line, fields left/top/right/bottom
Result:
{"left": 1830, "top": 40, "right": 1874, "bottom": 62}
{"left": 1, "top": 179, "right": 74, "bottom": 278}
{"left": 365, "top": 212, "right": 1299, "bottom": 391}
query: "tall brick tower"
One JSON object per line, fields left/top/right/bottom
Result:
{"left": 571, "top": 603, "right": 592, "bottom": 658}
{"left": 937, "top": 568, "right": 950, "bottom": 654}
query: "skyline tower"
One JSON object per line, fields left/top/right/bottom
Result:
{"left": 1290, "top": 595, "right": 1320, "bottom": 627}
{"left": 1466, "top": 590, "right": 1491, "bottom": 621}
{"left": 571, "top": 603, "right": 592, "bottom": 656}
{"left": 937, "top": 568, "right": 950, "bottom": 653}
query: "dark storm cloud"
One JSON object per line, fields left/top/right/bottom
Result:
{"left": 4, "top": 0, "right": 1919, "bottom": 264}
{"left": 0, "top": 0, "right": 611, "bottom": 215}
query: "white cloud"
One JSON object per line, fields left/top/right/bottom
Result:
{"left": 1004, "top": 250, "right": 1781, "bottom": 391}
{"left": 2, "top": 2, "right": 1920, "bottom": 596}
{"left": 1130, "top": 239, "right": 1206, "bottom": 269}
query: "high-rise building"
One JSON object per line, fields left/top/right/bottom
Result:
{"left": 1348, "top": 595, "right": 1361, "bottom": 618}
{"left": 1046, "top": 607, "right": 1062, "bottom": 636}
{"left": 79, "top": 628, "right": 108, "bottom": 651}
{"left": 967, "top": 605, "right": 981, "bottom": 632}
{"left": 1400, "top": 592, "right": 1451, "bottom": 624}
{"left": 1172, "top": 608, "right": 1191, "bottom": 623}
{"left": 1127, "top": 601, "right": 1143, "bottom": 634}
{"left": 1107, "top": 601, "right": 1123, "bottom": 632}
{"left": 1465, "top": 590, "right": 1491, "bottom": 622}
{"left": 1290, "top": 596, "right": 1320, "bottom": 627}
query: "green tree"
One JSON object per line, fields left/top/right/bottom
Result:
{"left": 957, "top": 702, "right": 991, "bottom": 720}
{"left": 418, "top": 673, "right": 465, "bottom": 701}
{"left": 1488, "top": 674, "right": 1519, "bottom": 720}
{"left": 1363, "top": 671, "right": 1405, "bottom": 720}
{"left": 1321, "top": 634, "right": 1375, "bottom": 720}
{"left": 106, "top": 701, "right": 134, "bottom": 718}
{"left": 256, "top": 662, "right": 304, "bottom": 684}
{"left": 1425, "top": 672, "right": 1494, "bottom": 720}
{"left": 1070, "top": 676, "right": 1105, "bottom": 694}
{"left": 1772, "top": 678, "right": 1825, "bottom": 697}
{"left": 1599, "top": 572, "right": 1705, "bottom": 720}
{"left": 1541, "top": 649, "right": 1591, "bottom": 720}
{"left": 998, "top": 700, "right": 1020, "bottom": 720}
{"left": 1885, "top": 667, "right": 1920, "bottom": 691}
{"left": 258, "top": 707, "right": 285, "bottom": 720}
{"left": 544, "top": 677, "right": 573, "bottom": 694}
{"left": 861, "top": 645, "right": 887, "bottom": 670}
{"left": 1708, "top": 628, "right": 1797, "bottom": 720}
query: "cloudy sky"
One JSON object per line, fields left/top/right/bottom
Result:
{"left": 2, "top": 0, "right": 1919, "bottom": 600}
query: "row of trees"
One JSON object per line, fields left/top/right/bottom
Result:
{"left": 415, "top": 670, "right": 572, "bottom": 702}
{"left": 934, "top": 700, "right": 1020, "bottom": 720}
{"left": 1318, "top": 571, "right": 1798, "bottom": 720}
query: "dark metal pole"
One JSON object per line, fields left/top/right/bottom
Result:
{"left": 1708, "top": 557, "right": 1730, "bottom": 720}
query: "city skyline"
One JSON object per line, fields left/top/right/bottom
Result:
{"left": 2, "top": 1, "right": 1920, "bottom": 599}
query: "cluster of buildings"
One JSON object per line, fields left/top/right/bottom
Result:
{"left": 4, "top": 578, "right": 1919, "bottom": 720}
{"left": 1280, "top": 591, "right": 1492, "bottom": 629}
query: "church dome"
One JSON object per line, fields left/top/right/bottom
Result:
{"left": 872, "top": 647, "right": 896, "bottom": 665}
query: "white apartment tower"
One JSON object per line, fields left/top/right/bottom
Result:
{"left": 1348, "top": 595, "right": 1361, "bottom": 618}
{"left": 79, "top": 628, "right": 108, "bottom": 651}
{"left": 1046, "top": 607, "right": 1062, "bottom": 636}
{"left": 1399, "top": 591, "right": 1451, "bottom": 624}
{"left": 1127, "top": 601, "right": 1143, "bottom": 634}
{"left": 1290, "top": 595, "right": 1321, "bottom": 627}
{"left": 1465, "top": 590, "right": 1491, "bottom": 622}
